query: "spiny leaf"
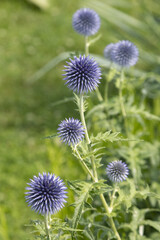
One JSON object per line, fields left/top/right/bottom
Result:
{"left": 90, "top": 131, "right": 130, "bottom": 143}
{"left": 127, "top": 105, "right": 160, "bottom": 121}
{"left": 42, "top": 134, "right": 57, "bottom": 139}
{"left": 71, "top": 182, "right": 94, "bottom": 237}
{"left": 74, "top": 93, "right": 88, "bottom": 112}
{"left": 91, "top": 180, "right": 113, "bottom": 195}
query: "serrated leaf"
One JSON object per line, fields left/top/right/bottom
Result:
{"left": 90, "top": 131, "right": 130, "bottom": 143}
{"left": 91, "top": 180, "right": 113, "bottom": 195}
{"left": 127, "top": 105, "right": 160, "bottom": 121}
{"left": 71, "top": 181, "right": 94, "bottom": 237}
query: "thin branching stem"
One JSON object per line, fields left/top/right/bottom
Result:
{"left": 78, "top": 95, "right": 121, "bottom": 240}
{"left": 79, "top": 94, "right": 90, "bottom": 144}
{"left": 110, "top": 185, "right": 117, "bottom": 210}
{"left": 74, "top": 146, "right": 95, "bottom": 181}
{"left": 45, "top": 213, "right": 50, "bottom": 240}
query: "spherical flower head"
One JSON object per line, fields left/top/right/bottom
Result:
{"left": 63, "top": 55, "right": 101, "bottom": 93}
{"left": 111, "top": 40, "right": 139, "bottom": 67}
{"left": 25, "top": 173, "right": 67, "bottom": 215}
{"left": 72, "top": 8, "right": 100, "bottom": 36}
{"left": 58, "top": 118, "right": 85, "bottom": 146}
{"left": 104, "top": 43, "right": 115, "bottom": 61}
{"left": 106, "top": 160, "right": 129, "bottom": 182}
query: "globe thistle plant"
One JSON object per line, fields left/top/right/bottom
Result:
{"left": 104, "top": 43, "right": 115, "bottom": 61}
{"left": 106, "top": 160, "right": 129, "bottom": 182}
{"left": 111, "top": 40, "right": 139, "bottom": 67}
{"left": 63, "top": 55, "right": 101, "bottom": 93}
{"left": 72, "top": 8, "right": 100, "bottom": 36}
{"left": 25, "top": 173, "right": 67, "bottom": 215}
{"left": 58, "top": 118, "right": 85, "bottom": 146}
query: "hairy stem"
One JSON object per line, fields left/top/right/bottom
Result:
{"left": 100, "top": 194, "right": 121, "bottom": 240}
{"left": 79, "top": 94, "right": 90, "bottom": 144}
{"left": 78, "top": 96, "right": 121, "bottom": 240}
{"left": 45, "top": 214, "right": 50, "bottom": 240}
{"left": 74, "top": 146, "right": 95, "bottom": 181}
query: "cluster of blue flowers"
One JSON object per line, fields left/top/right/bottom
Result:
{"left": 25, "top": 7, "right": 134, "bottom": 217}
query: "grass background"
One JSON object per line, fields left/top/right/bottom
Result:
{"left": 0, "top": 0, "right": 159, "bottom": 239}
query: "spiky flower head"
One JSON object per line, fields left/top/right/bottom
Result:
{"left": 58, "top": 118, "right": 85, "bottom": 146}
{"left": 72, "top": 8, "right": 100, "bottom": 36}
{"left": 106, "top": 160, "right": 129, "bottom": 182}
{"left": 63, "top": 55, "right": 101, "bottom": 93}
{"left": 25, "top": 173, "right": 67, "bottom": 215}
{"left": 111, "top": 40, "right": 139, "bottom": 67}
{"left": 104, "top": 43, "right": 115, "bottom": 61}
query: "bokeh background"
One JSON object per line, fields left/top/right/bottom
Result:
{"left": 0, "top": 0, "right": 160, "bottom": 239}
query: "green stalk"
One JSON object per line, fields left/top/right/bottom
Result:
{"left": 79, "top": 94, "right": 90, "bottom": 144}
{"left": 119, "top": 70, "right": 126, "bottom": 118}
{"left": 84, "top": 36, "right": 103, "bottom": 102}
{"left": 78, "top": 95, "right": 121, "bottom": 240}
{"left": 74, "top": 146, "right": 95, "bottom": 181}
{"left": 85, "top": 36, "right": 89, "bottom": 56}
{"left": 110, "top": 185, "right": 117, "bottom": 210}
{"left": 45, "top": 214, "right": 50, "bottom": 240}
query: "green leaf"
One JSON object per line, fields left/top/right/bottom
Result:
{"left": 91, "top": 180, "right": 113, "bottom": 195}
{"left": 51, "top": 97, "right": 74, "bottom": 107}
{"left": 127, "top": 105, "right": 160, "bottom": 121}
{"left": 27, "top": 52, "right": 74, "bottom": 83}
{"left": 27, "top": 0, "right": 49, "bottom": 10}
{"left": 140, "top": 220, "right": 160, "bottom": 232}
{"left": 74, "top": 93, "right": 88, "bottom": 112}
{"left": 70, "top": 181, "right": 94, "bottom": 237}
{"left": 90, "top": 131, "right": 130, "bottom": 143}
{"left": 43, "top": 134, "right": 57, "bottom": 139}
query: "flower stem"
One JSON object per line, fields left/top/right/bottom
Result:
{"left": 74, "top": 146, "right": 95, "bottom": 181}
{"left": 84, "top": 36, "right": 103, "bottom": 102}
{"left": 78, "top": 97, "right": 121, "bottom": 240}
{"left": 110, "top": 185, "right": 117, "bottom": 210}
{"left": 100, "top": 194, "right": 121, "bottom": 240}
{"left": 45, "top": 214, "right": 50, "bottom": 240}
{"left": 85, "top": 36, "right": 89, "bottom": 56}
{"left": 119, "top": 70, "right": 126, "bottom": 118}
{"left": 79, "top": 94, "right": 90, "bottom": 144}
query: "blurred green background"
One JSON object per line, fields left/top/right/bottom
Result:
{"left": 0, "top": 0, "right": 159, "bottom": 239}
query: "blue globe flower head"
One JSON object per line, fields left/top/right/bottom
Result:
{"left": 25, "top": 173, "right": 67, "bottom": 215}
{"left": 111, "top": 40, "right": 139, "bottom": 67}
{"left": 58, "top": 118, "right": 85, "bottom": 146}
{"left": 106, "top": 160, "right": 129, "bottom": 182}
{"left": 104, "top": 43, "right": 115, "bottom": 61}
{"left": 72, "top": 8, "right": 100, "bottom": 36}
{"left": 63, "top": 55, "right": 101, "bottom": 93}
